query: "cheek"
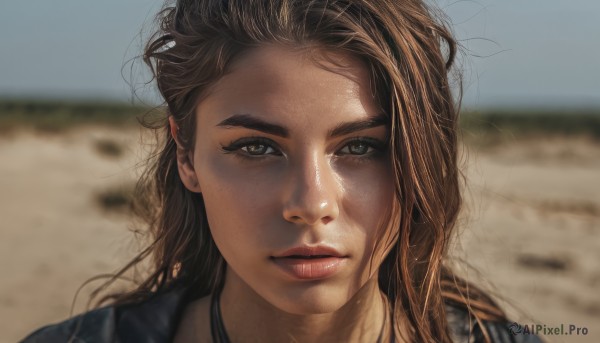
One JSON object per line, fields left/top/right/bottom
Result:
{"left": 338, "top": 161, "right": 396, "bottom": 269}
{"left": 195, "top": 154, "right": 281, "bottom": 255}
{"left": 340, "top": 161, "right": 395, "bottom": 235}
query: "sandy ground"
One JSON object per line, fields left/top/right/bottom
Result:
{"left": 1, "top": 127, "right": 598, "bottom": 343}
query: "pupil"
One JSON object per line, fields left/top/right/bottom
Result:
{"left": 350, "top": 143, "right": 367, "bottom": 154}
{"left": 248, "top": 144, "right": 265, "bottom": 154}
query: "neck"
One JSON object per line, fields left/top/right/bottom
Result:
{"left": 219, "top": 267, "right": 394, "bottom": 343}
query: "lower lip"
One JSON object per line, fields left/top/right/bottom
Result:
{"left": 271, "top": 257, "right": 347, "bottom": 280}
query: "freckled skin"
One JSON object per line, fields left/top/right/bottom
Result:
{"left": 173, "top": 46, "right": 399, "bottom": 342}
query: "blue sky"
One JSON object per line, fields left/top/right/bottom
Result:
{"left": 1, "top": 0, "right": 599, "bottom": 108}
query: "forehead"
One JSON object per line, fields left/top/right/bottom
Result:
{"left": 196, "top": 45, "right": 382, "bottom": 131}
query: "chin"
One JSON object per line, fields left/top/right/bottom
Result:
{"left": 265, "top": 283, "right": 353, "bottom": 315}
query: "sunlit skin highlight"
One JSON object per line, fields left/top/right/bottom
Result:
{"left": 171, "top": 46, "right": 403, "bottom": 343}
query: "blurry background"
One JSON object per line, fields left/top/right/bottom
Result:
{"left": 0, "top": 0, "right": 598, "bottom": 342}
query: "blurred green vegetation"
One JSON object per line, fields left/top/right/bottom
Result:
{"left": 460, "top": 109, "right": 600, "bottom": 138}
{"left": 93, "top": 138, "right": 125, "bottom": 158}
{"left": 1, "top": 99, "right": 600, "bottom": 142}
{"left": 0, "top": 98, "right": 160, "bottom": 133}
{"left": 94, "top": 182, "right": 135, "bottom": 214}
{"left": 459, "top": 108, "right": 600, "bottom": 147}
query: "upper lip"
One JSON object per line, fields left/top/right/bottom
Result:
{"left": 272, "top": 245, "right": 347, "bottom": 258}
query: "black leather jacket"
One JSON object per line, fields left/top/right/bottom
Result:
{"left": 20, "top": 285, "right": 543, "bottom": 343}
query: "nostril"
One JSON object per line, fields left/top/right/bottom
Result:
{"left": 282, "top": 185, "right": 339, "bottom": 225}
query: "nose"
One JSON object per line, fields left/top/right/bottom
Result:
{"left": 282, "top": 151, "right": 340, "bottom": 226}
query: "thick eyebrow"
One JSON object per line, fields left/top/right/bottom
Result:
{"left": 216, "top": 114, "right": 289, "bottom": 137}
{"left": 216, "top": 113, "right": 388, "bottom": 138}
{"left": 328, "top": 114, "right": 388, "bottom": 138}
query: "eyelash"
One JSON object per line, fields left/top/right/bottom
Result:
{"left": 220, "top": 136, "right": 387, "bottom": 162}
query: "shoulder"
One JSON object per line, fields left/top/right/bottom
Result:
{"left": 20, "top": 285, "right": 190, "bottom": 343}
{"left": 19, "top": 306, "right": 115, "bottom": 343}
{"left": 445, "top": 303, "right": 545, "bottom": 343}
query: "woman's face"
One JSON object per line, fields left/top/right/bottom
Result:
{"left": 176, "top": 45, "right": 396, "bottom": 314}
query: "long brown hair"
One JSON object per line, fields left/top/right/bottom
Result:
{"left": 98, "top": 0, "right": 507, "bottom": 342}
